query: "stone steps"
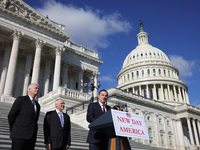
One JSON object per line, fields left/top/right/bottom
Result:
{"left": 0, "top": 101, "right": 170, "bottom": 150}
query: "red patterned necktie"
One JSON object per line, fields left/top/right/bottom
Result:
{"left": 102, "top": 105, "right": 105, "bottom": 113}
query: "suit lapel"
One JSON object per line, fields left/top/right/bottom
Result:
{"left": 26, "top": 96, "right": 35, "bottom": 114}
{"left": 63, "top": 113, "right": 68, "bottom": 128}
{"left": 96, "top": 102, "right": 104, "bottom": 115}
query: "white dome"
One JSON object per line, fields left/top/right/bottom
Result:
{"left": 122, "top": 30, "right": 170, "bottom": 69}
{"left": 117, "top": 22, "right": 189, "bottom": 106}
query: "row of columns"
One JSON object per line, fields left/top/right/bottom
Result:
{"left": 0, "top": 30, "right": 98, "bottom": 100}
{"left": 129, "top": 83, "right": 189, "bottom": 104}
{"left": 0, "top": 30, "right": 65, "bottom": 100}
{"left": 149, "top": 116, "right": 198, "bottom": 148}
{"left": 187, "top": 118, "right": 200, "bottom": 147}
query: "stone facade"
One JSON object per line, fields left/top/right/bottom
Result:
{"left": 0, "top": 0, "right": 103, "bottom": 112}
{"left": 106, "top": 25, "right": 200, "bottom": 149}
{"left": 1, "top": 1, "right": 200, "bottom": 150}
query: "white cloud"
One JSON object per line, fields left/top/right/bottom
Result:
{"left": 98, "top": 75, "right": 116, "bottom": 82}
{"left": 36, "top": 0, "right": 132, "bottom": 50}
{"left": 169, "top": 55, "right": 195, "bottom": 79}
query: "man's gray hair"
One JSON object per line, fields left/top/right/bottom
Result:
{"left": 55, "top": 99, "right": 63, "bottom": 104}
{"left": 28, "top": 83, "right": 39, "bottom": 90}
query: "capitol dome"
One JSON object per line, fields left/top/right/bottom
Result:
{"left": 117, "top": 21, "right": 189, "bottom": 106}
{"left": 123, "top": 23, "right": 170, "bottom": 69}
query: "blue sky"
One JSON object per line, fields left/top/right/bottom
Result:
{"left": 24, "top": 0, "right": 200, "bottom": 107}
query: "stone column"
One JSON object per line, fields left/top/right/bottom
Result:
{"left": 14, "top": 60, "right": 24, "bottom": 97}
{"left": 62, "top": 62, "right": 70, "bottom": 88}
{"left": 160, "top": 84, "right": 164, "bottom": 101}
{"left": 43, "top": 56, "right": 51, "bottom": 95}
{"left": 139, "top": 85, "right": 142, "bottom": 96}
{"left": 53, "top": 47, "right": 64, "bottom": 91}
{"left": 153, "top": 84, "right": 157, "bottom": 100}
{"left": 173, "top": 85, "right": 178, "bottom": 102}
{"left": 3, "top": 30, "right": 22, "bottom": 96}
{"left": 93, "top": 72, "right": 99, "bottom": 99}
{"left": 176, "top": 119, "right": 185, "bottom": 149}
{"left": 182, "top": 88, "right": 186, "bottom": 103}
{"left": 163, "top": 117, "right": 168, "bottom": 148}
{"left": 154, "top": 114, "right": 159, "bottom": 146}
{"left": 187, "top": 118, "right": 195, "bottom": 145}
{"left": 197, "top": 120, "right": 200, "bottom": 147}
{"left": 31, "top": 39, "right": 44, "bottom": 84}
{"left": 171, "top": 119, "right": 178, "bottom": 148}
{"left": 167, "top": 84, "right": 171, "bottom": 101}
{"left": 132, "top": 87, "right": 135, "bottom": 94}
{"left": 146, "top": 84, "right": 149, "bottom": 98}
{"left": 164, "top": 87, "right": 168, "bottom": 100}
{"left": 178, "top": 87, "right": 183, "bottom": 102}
{"left": 0, "top": 41, "right": 11, "bottom": 98}
{"left": 185, "top": 91, "right": 190, "bottom": 104}
{"left": 192, "top": 119, "right": 199, "bottom": 146}
{"left": 78, "top": 67, "right": 85, "bottom": 92}
{"left": 22, "top": 51, "right": 33, "bottom": 95}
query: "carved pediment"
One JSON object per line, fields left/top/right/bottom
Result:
{"left": 0, "top": 0, "right": 70, "bottom": 40}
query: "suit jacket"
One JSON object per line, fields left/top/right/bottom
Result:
{"left": 8, "top": 95, "right": 40, "bottom": 139}
{"left": 43, "top": 110, "right": 71, "bottom": 149}
{"left": 86, "top": 102, "right": 111, "bottom": 143}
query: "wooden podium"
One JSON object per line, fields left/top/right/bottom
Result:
{"left": 89, "top": 110, "right": 131, "bottom": 150}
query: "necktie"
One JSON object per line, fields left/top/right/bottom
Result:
{"left": 58, "top": 112, "right": 64, "bottom": 127}
{"left": 32, "top": 99, "right": 36, "bottom": 114}
{"left": 102, "top": 105, "right": 105, "bottom": 113}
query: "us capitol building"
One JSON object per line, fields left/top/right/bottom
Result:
{"left": 0, "top": 0, "right": 200, "bottom": 150}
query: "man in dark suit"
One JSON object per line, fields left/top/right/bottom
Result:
{"left": 86, "top": 89, "right": 111, "bottom": 150}
{"left": 43, "top": 99, "right": 71, "bottom": 150}
{"left": 8, "top": 83, "right": 40, "bottom": 150}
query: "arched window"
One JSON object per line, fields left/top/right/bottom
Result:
{"left": 169, "top": 136, "right": 173, "bottom": 146}
{"left": 132, "top": 72, "right": 134, "bottom": 79}
{"left": 164, "top": 70, "right": 166, "bottom": 76}
{"left": 153, "top": 69, "right": 156, "bottom": 76}
{"left": 148, "top": 128, "right": 153, "bottom": 144}
{"left": 127, "top": 74, "right": 129, "bottom": 81}
{"left": 142, "top": 70, "right": 144, "bottom": 77}
{"left": 159, "top": 118, "right": 162, "bottom": 124}
{"left": 167, "top": 120, "right": 170, "bottom": 126}
{"left": 158, "top": 69, "right": 161, "bottom": 76}
{"left": 147, "top": 69, "right": 150, "bottom": 76}
{"left": 161, "top": 134, "right": 165, "bottom": 145}
{"left": 137, "top": 71, "right": 139, "bottom": 78}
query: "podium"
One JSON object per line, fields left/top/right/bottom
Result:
{"left": 89, "top": 110, "right": 131, "bottom": 150}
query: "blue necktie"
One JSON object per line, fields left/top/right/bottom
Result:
{"left": 58, "top": 112, "right": 64, "bottom": 127}
{"left": 32, "top": 99, "right": 36, "bottom": 114}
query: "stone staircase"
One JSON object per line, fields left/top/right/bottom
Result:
{"left": 0, "top": 101, "right": 169, "bottom": 150}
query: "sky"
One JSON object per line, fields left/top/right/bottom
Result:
{"left": 23, "top": 0, "right": 200, "bottom": 107}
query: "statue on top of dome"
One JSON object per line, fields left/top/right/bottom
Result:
{"left": 140, "top": 20, "right": 143, "bottom": 27}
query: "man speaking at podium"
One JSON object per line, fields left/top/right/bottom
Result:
{"left": 86, "top": 89, "right": 111, "bottom": 150}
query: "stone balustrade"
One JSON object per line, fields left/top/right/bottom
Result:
{"left": 65, "top": 41, "right": 99, "bottom": 58}
{"left": 39, "top": 86, "right": 91, "bottom": 103}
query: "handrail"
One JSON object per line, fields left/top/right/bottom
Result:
{"left": 66, "top": 98, "right": 92, "bottom": 114}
